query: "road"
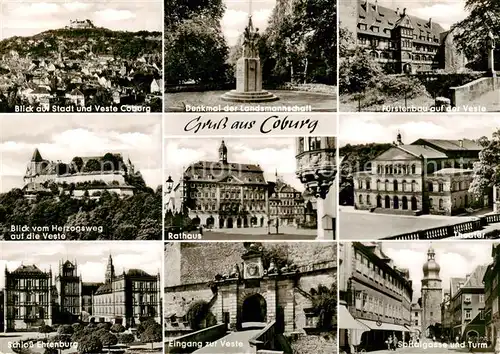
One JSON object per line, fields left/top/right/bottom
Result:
{"left": 193, "top": 329, "right": 261, "bottom": 354}
{"left": 339, "top": 207, "right": 477, "bottom": 240}
{"left": 165, "top": 226, "right": 317, "bottom": 241}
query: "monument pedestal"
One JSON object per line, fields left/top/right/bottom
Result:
{"left": 221, "top": 57, "right": 279, "bottom": 103}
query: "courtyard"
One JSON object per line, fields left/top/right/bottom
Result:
{"left": 339, "top": 207, "right": 477, "bottom": 240}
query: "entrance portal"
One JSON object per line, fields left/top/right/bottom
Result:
{"left": 241, "top": 294, "right": 267, "bottom": 323}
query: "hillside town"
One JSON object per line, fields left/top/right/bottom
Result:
{"left": 0, "top": 20, "right": 163, "bottom": 113}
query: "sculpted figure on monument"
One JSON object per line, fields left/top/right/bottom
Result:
{"left": 243, "top": 17, "right": 260, "bottom": 58}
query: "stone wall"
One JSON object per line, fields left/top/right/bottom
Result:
{"left": 165, "top": 243, "right": 182, "bottom": 287}
{"left": 450, "top": 77, "right": 500, "bottom": 107}
{"left": 294, "top": 272, "right": 336, "bottom": 332}
{"left": 164, "top": 285, "right": 214, "bottom": 319}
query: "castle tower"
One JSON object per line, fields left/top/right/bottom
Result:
{"left": 421, "top": 246, "right": 442, "bottom": 338}
{"left": 219, "top": 141, "right": 228, "bottom": 164}
{"left": 105, "top": 255, "right": 115, "bottom": 283}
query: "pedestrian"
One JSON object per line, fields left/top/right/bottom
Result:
{"left": 393, "top": 335, "right": 398, "bottom": 350}
{"left": 386, "top": 335, "right": 392, "bottom": 351}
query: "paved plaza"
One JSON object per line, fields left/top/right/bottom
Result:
{"left": 339, "top": 207, "right": 477, "bottom": 240}
{"left": 166, "top": 226, "right": 317, "bottom": 241}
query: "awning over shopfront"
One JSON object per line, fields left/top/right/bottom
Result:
{"left": 339, "top": 306, "right": 370, "bottom": 330}
{"left": 358, "top": 319, "right": 409, "bottom": 332}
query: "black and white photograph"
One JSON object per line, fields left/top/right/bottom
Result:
{"left": 164, "top": 0, "right": 336, "bottom": 113}
{"left": 0, "top": 242, "right": 163, "bottom": 353}
{"left": 339, "top": 0, "right": 500, "bottom": 112}
{"left": 0, "top": 0, "right": 163, "bottom": 113}
{"left": 339, "top": 114, "right": 500, "bottom": 240}
{"left": 163, "top": 137, "right": 337, "bottom": 241}
{"left": 164, "top": 241, "right": 336, "bottom": 354}
{"left": 339, "top": 241, "right": 499, "bottom": 353}
{"left": 0, "top": 114, "right": 162, "bottom": 241}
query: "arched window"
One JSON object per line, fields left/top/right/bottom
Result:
{"left": 366, "top": 179, "right": 371, "bottom": 190}
{"left": 359, "top": 194, "right": 363, "bottom": 204}
{"left": 385, "top": 180, "right": 390, "bottom": 191}
{"left": 412, "top": 180, "right": 417, "bottom": 192}
{"left": 411, "top": 164, "right": 416, "bottom": 174}
{"left": 385, "top": 196, "right": 391, "bottom": 208}
{"left": 385, "top": 165, "right": 389, "bottom": 174}
{"left": 403, "top": 165, "right": 407, "bottom": 174}
{"left": 389, "top": 165, "right": 394, "bottom": 174}
{"left": 393, "top": 180, "right": 398, "bottom": 191}
{"left": 402, "top": 196, "right": 408, "bottom": 210}
{"left": 402, "top": 180, "right": 407, "bottom": 192}
{"left": 439, "top": 199, "right": 444, "bottom": 209}
{"left": 377, "top": 180, "right": 382, "bottom": 190}
{"left": 366, "top": 195, "right": 371, "bottom": 205}
{"left": 393, "top": 196, "right": 399, "bottom": 209}
{"left": 428, "top": 182, "right": 433, "bottom": 192}
{"left": 438, "top": 182, "right": 444, "bottom": 192}
{"left": 429, "top": 198, "right": 434, "bottom": 209}
{"left": 358, "top": 179, "right": 363, "bottom": 189}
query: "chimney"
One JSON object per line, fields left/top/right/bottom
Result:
{"left": 396, "top": 7, "right": 399, "bottom": 16}
{"left": 403, "top": 8, "right": 406, "bottom": 16}
{"left": 375, "top": 0, "right": 378, "bottom": 12}
{"left": 459, "top": 139, "right": 464, "bottom": 148}
{"left": 429, "top": 18, "right": 432, "bottom": 30}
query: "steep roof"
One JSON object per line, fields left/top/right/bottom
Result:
{"left": 127, "top": 269, "right": 152, "bottom": 277}
{"left": 185, "top": 161, "right": 267, "bottom": 185}
{"left": 450, "top": 277, "right": 466, "bottom": 297}
{"left": 95, "top": 282, "right": 112, "bottom": 294}
{"left": 462, "top": 265, "right": 488, "bottom": 289}
{"left": 12, "top": 264, "right": 45, "bottom": 274}
{"left": 31, "top": 148, "right": 44, "bottom": 162}
{"left": 358, "top": 1, "right": 445, "bottom": 41}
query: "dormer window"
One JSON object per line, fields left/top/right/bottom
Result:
{"left": 372, "top": 26, "right": 380, "bottom": 33}
{"left": 359, "top": 23, "right": 367, "bottom": 30}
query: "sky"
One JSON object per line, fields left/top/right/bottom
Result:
{"left": 371, "top": 0, "right": 468, "bottom": 31}
{"left": 164, "top": 137, "right": 305, "bottom": 193}
{"left": 221, "top": 0, "right": 276, "bottom": 46}
{"left": 0, "top": 115, "right": 162, "bottom": 193}
{"left": 0, "top": 242, "right": 162, "bottom": 289}
{"left": 380, "top": 241, "right": 494, "bottom": 301}
{"left": 0, "top": 0, "right": 162, "bottom": 39}
{"left": 340, "top": 114, "right": 500, "bottom": 146}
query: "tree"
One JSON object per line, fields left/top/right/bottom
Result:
{"left": 137, "top": 318, "right": 158, "bottom": 335}
{"left": 71, "top": 157, "right": 84, "bottom": 173}
{"left": 452, "top": 0, "right": 500, "bottom": 65}
{"left": 57, "top": 324, "right": 74, "bottom": 335}
{"left": 100, "top": 332, "right": 118, "bottom": 353}
{"left": 469, "top": 131, "right": 498, "bottom": 197}
{"left": 83, "top": 159, "right": 102, "bottom": 173}
{"left": 139, "top": 323, "right": 162, "bottom": 350}
{"left": 310, "top": 284, "right": 336, "bottom": 331}
{"left": 186, "top": 301, "right": 212, "bottom": 330}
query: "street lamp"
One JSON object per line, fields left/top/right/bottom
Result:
{"left": 165, "top": 176, "right": 174, "bottom": 193}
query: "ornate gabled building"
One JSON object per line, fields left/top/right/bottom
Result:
{"left": 23, "top": 148, "right": 136, "bottom": 198}
{"left": 354, "top": 133, "right": 484, "bottom": 216}
{"left": 269, "top": 174, "right": 305, "bottom": 227}
{"left": 55, "top": 260, "right": 82, "bottom": 323}
{"left": 421, "top": 246, "right": 442, "bottom": 338}
{"left": 3, "top": 264, "right": 53, "bottom": 331}
{"left": 340, "top": 0, "right": 466, "bottom": 73}
{"left": 170, "top": 141, "right": 270, "bottom": 229}
{"left": 92, "top": 255, "right": 161, "bottom": 327}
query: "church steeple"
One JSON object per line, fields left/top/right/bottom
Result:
{"left": 105, "top": 254, "right": 115, "bottom": 283}
{"left": 219, "top": 140, "right": 228, "bottom": 164}
{"left": 31, "top": 148, "right": 43, "bottom": 162}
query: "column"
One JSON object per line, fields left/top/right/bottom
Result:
{"left": 317, "top": 185, "right": 335, "bottom": 240}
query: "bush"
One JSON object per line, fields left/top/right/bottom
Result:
{"left": 339, "top": 50, "right": 383, "bottom": 94}
{"left": 110, "top": 323, "right": 126, "bottom": 333}
{"left": 186, "top": 301, "right": 212, "bottom": 331}
{"left": 118, "top": 333, "right": 135, "bottom": 344}
{"left": 373, "top": 75, "right": 428, "bottom": 100}
{"left": 57, "top": 324, "right": 74, "bottom": 335}
{"left": 137, "top": 318, "right": 157, "bottom": 335}
{"left": 100, "top": 332, "right": 118, "bottom": 349}
{"left": 72, "top": 323, "right": 84, "bottom": 332}
{"left": 78, "top": 336, "right": 103, "bottom": 354}
{"left": 43, "top": 349, "right": 57, "bottom": 354}
{"left": 140, "top": 323, "right": 162, "bottom": 350}
{"left": 97, "top": 322, "right": 111, "bottom": 330}
{"left": 39, "top": 325, "right": 53, "bottom": 337}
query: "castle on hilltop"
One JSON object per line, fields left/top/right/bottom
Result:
{"left": 66, "top": 19, "right": 95, "bottom": 30}
{"left": 23, "top": 148, "right": 136, "bottom": 198}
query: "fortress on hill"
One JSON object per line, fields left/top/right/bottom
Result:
{"left": 23, "top": 148, "right": 136, "bottom": 198}
{"left": 66, "top": 19, "right": 95, "bottom": 30}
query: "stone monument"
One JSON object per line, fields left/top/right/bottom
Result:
{"left": 221, "top": 14, "right": 279, "bottom": 102}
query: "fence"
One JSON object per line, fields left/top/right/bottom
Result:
{"left": 382, "top": 214, "right": 500, "bottom": 240}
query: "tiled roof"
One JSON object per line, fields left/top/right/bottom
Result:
{"left": 95, "top": 282, "right": 112, "bottom": 294}
{"left": 127, "top": 269, "right": 152, "bottom": 277}
{"left": 398, "top": 145, "right": 448, "bottom": 159}
{"left": 185, "top": 161, "right": 267, "bottom": 185}
{"left": 12, "top": 264, "right": 45, "bottom": 274}
{"left": 358, "top": 1, "right": 445, "bottom": 40}
{"left": 411, "top": 139, "right": 482, "bottom": 151}
{"left": 450, "top": 277, "right": 466, "bottom": 297}
{"left": 462, "top": 265, "right": 488, "bottom": 288}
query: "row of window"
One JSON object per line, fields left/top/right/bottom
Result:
{"left": 358, "top": 194, "right": 419, "bottom": 211}
{"left": 377, "top": 164, "right": 417, "bottom": 175}
{"left": 192, "top": 192, "right": 266, "bottom": 200}
{"left": 270, "top": 207, "right": 303, "bottom": 215}
{"left": 355, "top": 251, "right": 411, "bottom": 300}
{"left": 354, "top": 291, "right": 409, "bottom": 320}
{"left": 358, "top": 179, "right": 418, "bottom": 192}
{"left": 195, "top": 203, "right": 266, "bottom": 212}
{"left": 358, "top": 24, "right": 439, "bottom": 43}
{"left": 8, "top": 279, "right": 49, "bottom": 288}
{"left": 297, "top": 137, "right": 325, "bottom": 154}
